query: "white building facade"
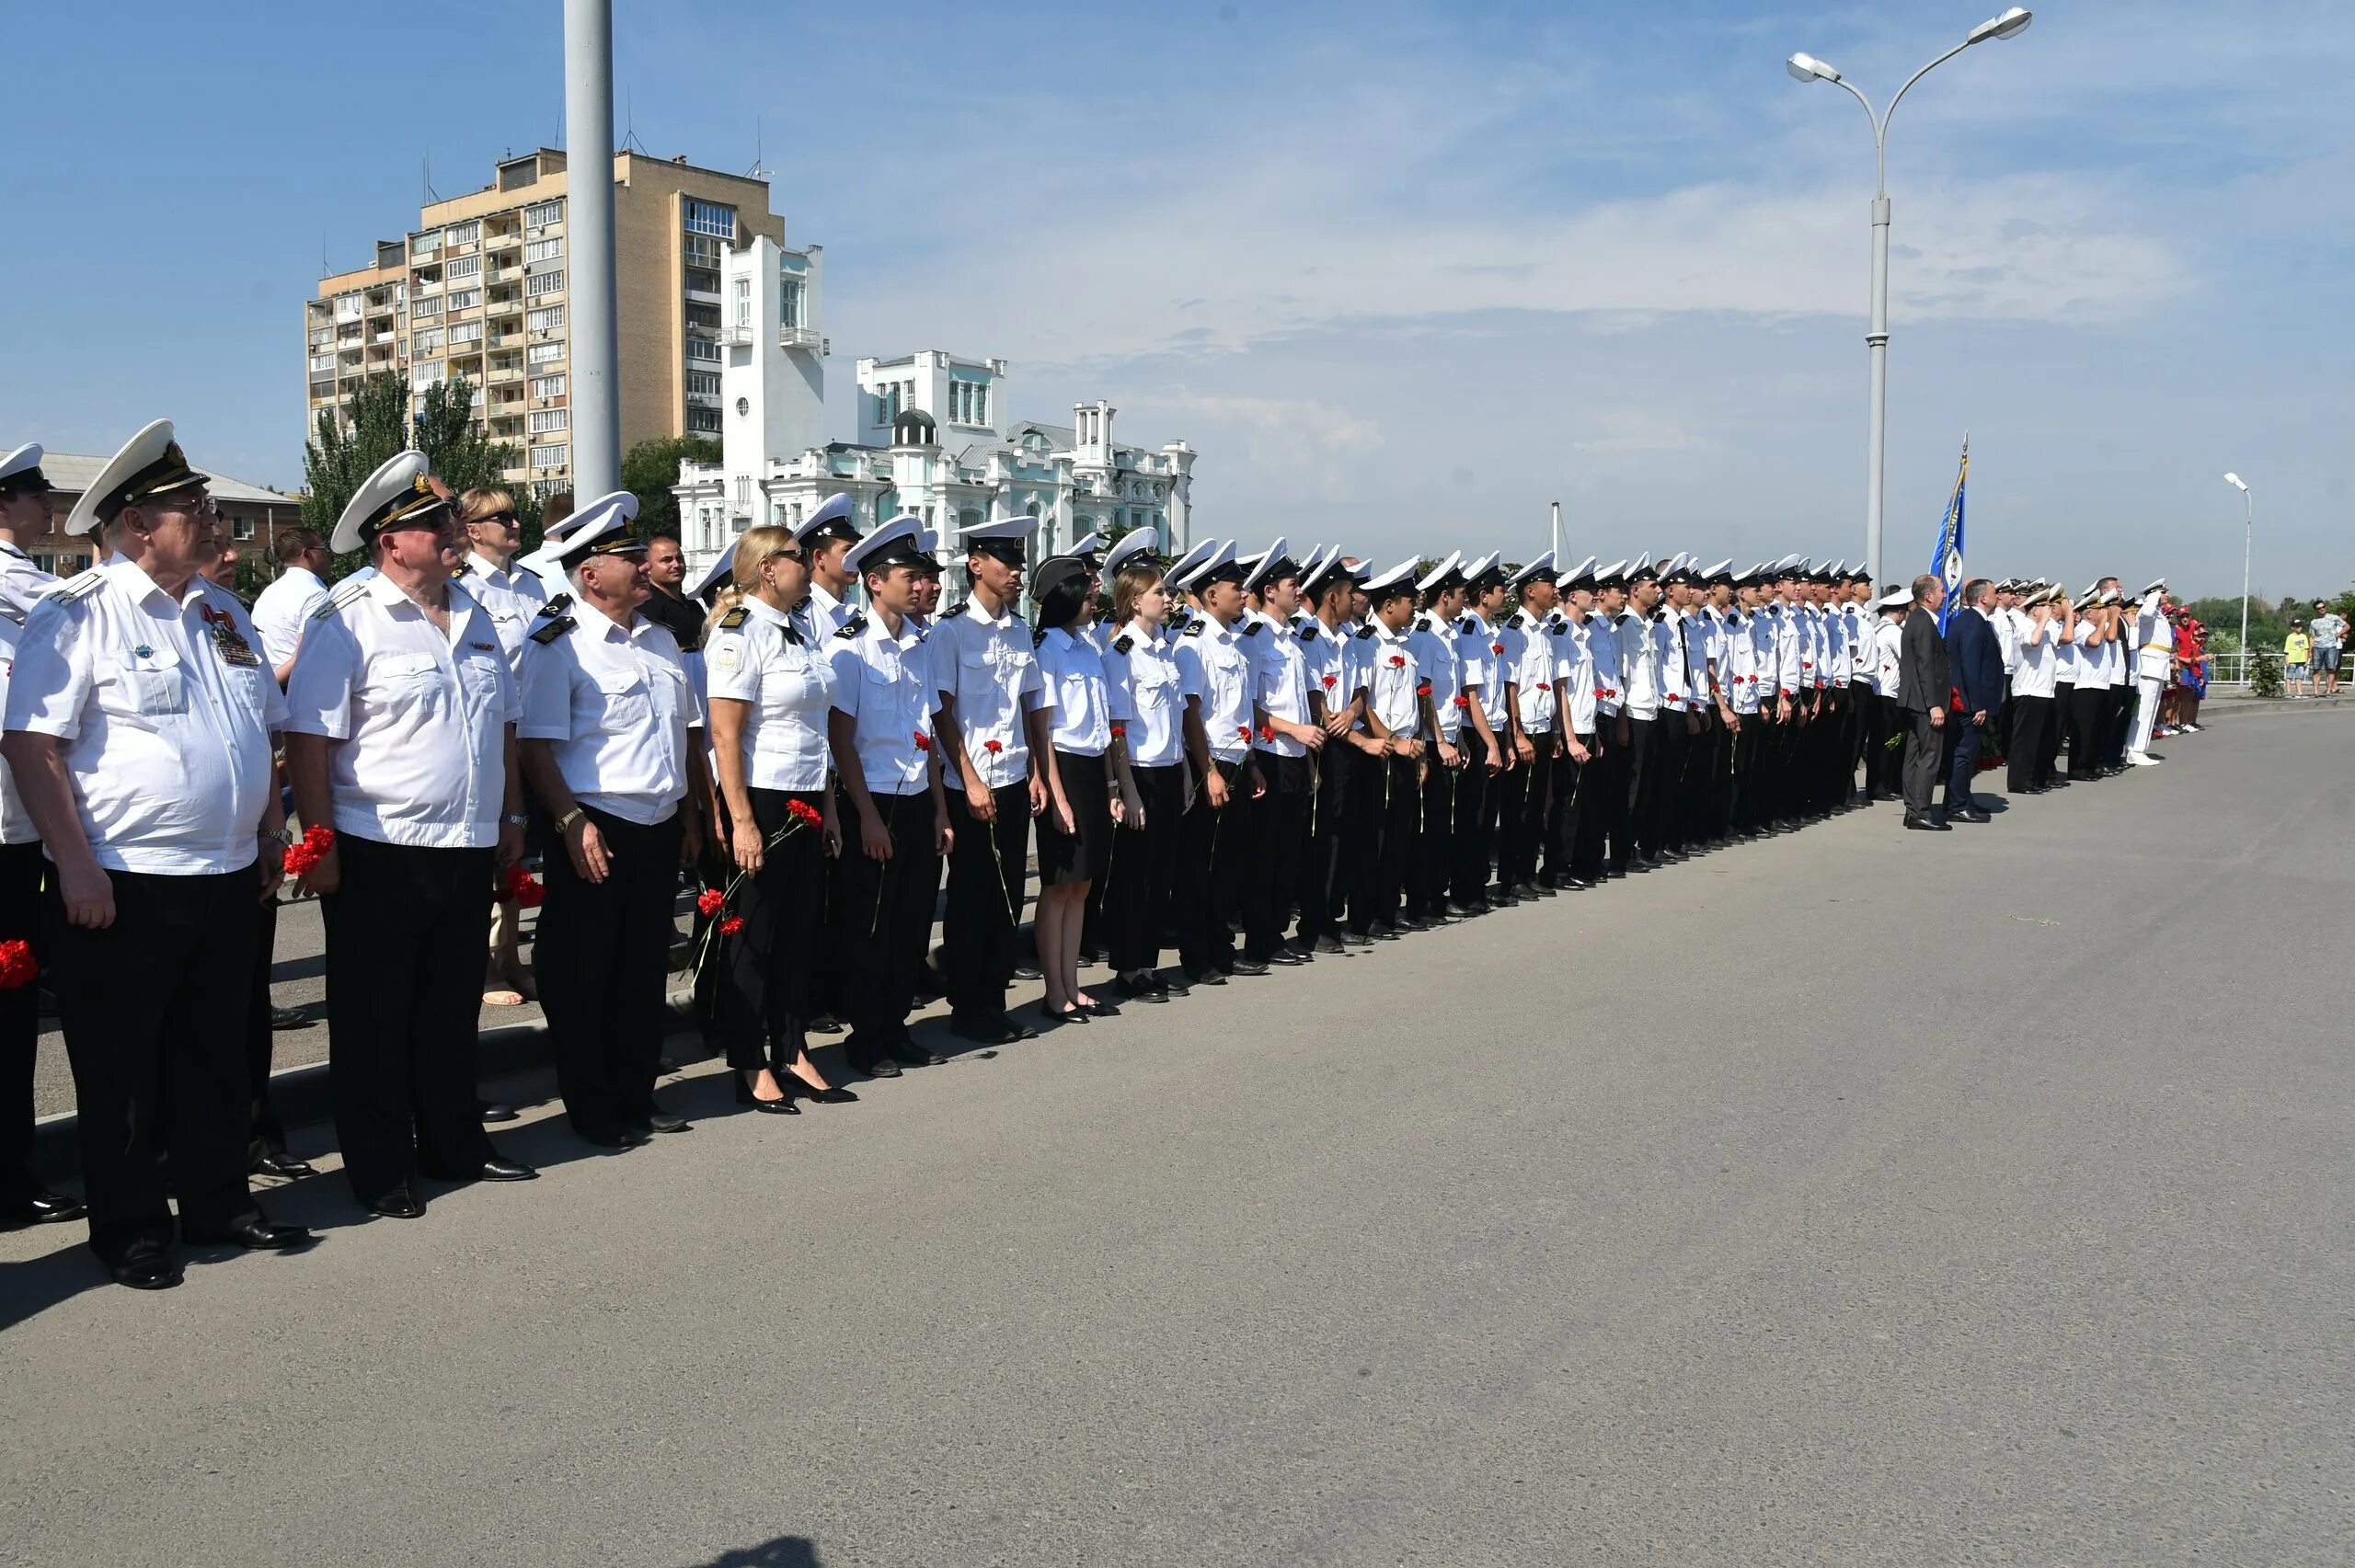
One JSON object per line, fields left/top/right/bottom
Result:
{"left": 674, "top": 248, "right": 1195, "bottom": 581}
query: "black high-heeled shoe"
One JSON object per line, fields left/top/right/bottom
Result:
{"left": 783, "top": 1075, "right": 858, "bottom": 1105}
{"left": 736, "top": 1074, "right": 799, "bottom": 1114}
{"left": 1044, "top": 1001, "right": 1092, "bottom": 1025}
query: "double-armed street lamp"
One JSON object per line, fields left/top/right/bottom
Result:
{"left": 1786, "top": 7, "right": 2034, "bottom": 589}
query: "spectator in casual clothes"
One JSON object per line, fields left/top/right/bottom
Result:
{"left": 2309, "top": 601, "right": 2345, "bottom": 697}
{"left": 2284, "top": 622, "right": 2312, "bottom": 697}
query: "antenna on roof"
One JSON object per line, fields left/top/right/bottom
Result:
{"left": 748, "top": 117, "right": 768, "bottom": 181}
{"left": 321, "top": 231, "right": 329, "bottom": 279}
{"left": 622, "top": 89, "right": 649, "bottom": 156}
{"left": 423, "top": 153, "right": 440, "bottom": 205}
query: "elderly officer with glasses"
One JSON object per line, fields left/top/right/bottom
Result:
{"left": 2, "top": 420, "right": 313, "bottom": 1289}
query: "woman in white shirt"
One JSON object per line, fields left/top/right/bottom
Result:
{"left": 2068, "top": 599, "right": 2109, "bottom": 782}
{"left": 1099, "top": 560, "right": 1182, "bottom": 1002}
{"left": 702, "top": 525, "right": 856, "bottom": 1113}
{"left": 1029, "top": 555, "right": 1116, "bottom": 1025}
{"left": 2007, "top": 592, "right": 2059, "bottom": 795}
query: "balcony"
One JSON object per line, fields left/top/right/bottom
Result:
{"left": 489, "top": 264, "right": 523, "bottom": 285}
{"left": 487, "top": 364, "right": 523, "bottom": 384}
{"left": 780, "top": 324, "right": 821, "bottom": 351}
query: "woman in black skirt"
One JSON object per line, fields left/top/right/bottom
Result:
{"left": 1029, "top": 555, "right": 1118, "bottom": 1025}
{"left": 703, "top": 524, "right": 856, "bottom": 1111}
{"left": 1098, "top": 557, "right": 1183, "bottom": 1001}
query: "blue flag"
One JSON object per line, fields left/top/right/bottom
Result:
{"left": 1930, "top": 438, "right": 1969, "bottom": 633}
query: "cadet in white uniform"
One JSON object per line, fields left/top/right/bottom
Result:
{"left": 2126, "top": 577, "right": 2173, "bottom": 765}
{"left": 1292, "top": 548, "right": 1361, "bottom": 953}
{"left": 1352, "top": 558, "right": 1424, "bottom": 936}
{"left": 824, "top": 518, "right": 950, "bottom": 1075}
{"left": 282, "top": 452, "right": 536, "bottom": 1217}
{"left": 1493, "top": 552, "right": 1558, "bottom": 899}
{"left": 0, "top": 443, "right": 60, "bottom": 628}
{"left": 2007, "top": 584, "right": 2062, "bottom": 793}
{"left": 1237, "top": 539, "right": 1318, "bottom": 970}
{"left": 1405, "top": 553, "right": 1468, "bottom": 923}
{"left": 930, "top": 514, "right": 1049, "bottom": 1046}
{"left": 1172, "top": 542, "right": 1260, "bottom": 981}
{"left": 1448, "top": 552, "right": 1510, "bottom": 911}
{"left": 517, "top": 494, "right": 711, "bottom": 1146}
{"left": 1028, "top": 555, "right": 1119, "bottom": 1020}
{"left": 1100, "top": 544, "right": 1184, "bottom": 1000}
{"left": 795, "top": 493, "right": 864, "bottom": 639}
{"left": 2, "top": 420, "right": 310, "bottom": 1288}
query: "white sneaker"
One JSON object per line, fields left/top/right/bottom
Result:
{"left": 2125, "top": 751, "right": 2160, "bottom": 766}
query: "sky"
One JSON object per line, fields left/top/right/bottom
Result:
{"left": 4, "top": 0, "right": 2350, "bottom": 599}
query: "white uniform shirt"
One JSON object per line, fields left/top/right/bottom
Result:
{"left": 1993, "top": 605, "right": 2022, "bottom": 676}
{"left": 1556, "top": 614, "right": 1598, "bottom": 737}
{"left": 282, "top": 574, "right": 519, "bottom": 849}
{"left": 1504, "top": 610, "right": 1556, "bottom": 734}
{"left": 0, "top": 543, "right": 59, "bottom": 627}
{"left": 825, "top": 612, "right": 939, "bottom": 797}
{"left": 1364, "top": 620, "right": 1421, "bottom": 738}
{"left": 1456, "top": 612, "right": 1508, "bottom": 731}
{"left": 1407, "top": 611, "right": 1463, "bottom": 742}
{"left": 1656, "top": 613, "right": 1693, "bottom": 715}
{"left": 2133, "top": 603, "right": 2174, "bottom": 681}
{"left": 1724, "top": 611, "right": 1761, "bottom": 715}
{"left": 931, "top": 598, "right": 1044, "bottom": 789}
{"left": 5, "top": 558, "right": 283, "bottom": 875}
{"left": 2012, "top": 612, "right": 2058, "bottom": 700}
{"left": 703, "top": 596, "right": 835, "bottom": 793}
{"left": 1037, "top": 624, "right": 1112, "bottom": 758}
{"left": 2073, "top": 619, "right": 2109, "bottom": 688}
{"left": 1771, "top": 603, "right": 1805, "bottom": 697}
{"left": 459, "top": 553, "right": 550, "bottom": 658}
{"left": 1104, "top": 622, "right": 1185, "bottom": 769}
{"left": 806, "top": 580, "right": 854, "bottom": 638}
{"left": 1586, "top": 614, "right": 1624, "bottom": 718}
{"left": 1249, "top": 612, "right": 1313, "bottom": 758}
{"left": 1620, "top": 612, "right": 1662, "bottom": 721}
{"left": 0, "top": 618, "right": 37, "bottom": 843}
{"left": 517, "top": 600, "right": 702, "bottom": 826}
{"left": 1873, "top": 617, "right": 1905, "bottom": 699}
{"left": 1298, "top": 614, "right": 1349, "bottom": 722}
{"left": 1175, "top": 613, "right": 1255, "bottom": 763}
{"left": 249, "top": 563, "right": 332, "bottom": 671}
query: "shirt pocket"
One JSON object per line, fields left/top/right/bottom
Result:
{"left": 372, "top": 651, "right": 444, "bottom": 712}
{"left": 596, "top": 667, "right": 651, "bottom": 726}
{"left": 121, "top": 646, "right": 188, "bottom": 716}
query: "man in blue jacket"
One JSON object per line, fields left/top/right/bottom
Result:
{"left": 1943, "top": 578, "right": 2005, "bottom": 823}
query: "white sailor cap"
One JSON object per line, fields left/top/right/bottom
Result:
{"left": 1098, "top": 528, "right": 1159, "bottom": 587}
{"left": 1877, "top": 585, "right": 1913, "bottom": 610}
{"left": 1460, "top": 550, "right": 1503, "bottom": 587}
{"left": 544, "top": 490, "right": 644, "bottom": 568}
{"left": 844, "top": 514, "right": 939, "bottom": 578}
{"left": 957, "top": 511, "right": 1037, "bottom": 564}
{"left": 1176, "top": 540, "right": 1244, "bottom": 591}
{"left": 1243, "top": 536, "right": 1304, "bottom": 594}
{"left": 792, "top": 492, "right": 863, "bottom": 546}
{"left": 0, "top": 443, "right": 48, "bottom": 493}
{"left": 685, "top": 544, "right": 738, "bottom": 603}
{"left": 1592, "top": 559, "right": 1628, "bottom": 589}
{"left": 1068, "top": 529, "right": 1108, "bottom": 560}
{"left": 1561, "top": 555, "right": 1600, "bottom": 590}
{"left": 1362, "top": 556, "right": 1421, "bottom": 599}
{"left": 65, "top": 418, "right": 207, "bottom": 536}
{"left": 2141, "top": 577, "right": 2166, "bottom": 599}
{"left": 1508, "top": 549, "right": 1558, "bottom": 589}
{"left": 1299, "top": 544, "right": 1348, "bottom": 596}
{"left": 1415, "top": 550, "right": 1464, "bottom": 595}
{"left": 1166, "top": 537, "right": 1219, "bottom": 590}
{"left": 330, "top": 450, "right": 452, "bottom": 555}
{"left": 1702, "top": 558, "right": 1734, "bottom": 583}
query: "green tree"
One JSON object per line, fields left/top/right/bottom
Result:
{"left": 621, "top": 435, "right": 720, "bottom": 539}
{"left": 300, "top": 372, "right": 408, "bottom": 542}
{"left": 414, "top": 378, "right": 521, "bottom": 509}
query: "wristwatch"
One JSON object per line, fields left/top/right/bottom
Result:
{"left": 264, "top": 826, "right": 296, "bottom": 847}
{"left": 554, "top": 807, "right": 585, "bottom": 833}
{"left": 501, "top": 812, "right": 530, "bottom": 828}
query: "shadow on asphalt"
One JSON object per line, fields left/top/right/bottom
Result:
{"left": 684, "top": 1537, "right": 821, "bottom": 1567}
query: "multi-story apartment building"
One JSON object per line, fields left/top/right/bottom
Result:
{"left": 304, "top": 148, "right": 789, "bottom": 496}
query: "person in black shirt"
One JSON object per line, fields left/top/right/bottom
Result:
{"left": 638, "top": 534, "right": 706, "bottom": 650}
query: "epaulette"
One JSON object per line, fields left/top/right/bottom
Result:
{"left": 835, "top": 611, "right": 868, "bottom": 639}
{"left": 44, "top": 567, "right": 106, "bottom": 605}
{"left": 1456, "top": 615, "right": 1476, "bottom": 635}
{"left": 536, "top": 593, "right": 572, "bottom": 620}
{"left": 1241, "top": 620, "right": 1263, "bottom": 637}
{"left": 1546, "top": 615, "right": 1568, "bottom": 635}
{"left": 1112, "top": 634, "right": 1134, "bottom": 655}
{"left": 1032, "top": 625, "right": 1050, "bottom": 647}
{"left": 944, "top": 601, "right": 967, "bottom": 621}
{"left": 1182, "top": 622, "right": 1205, "bottom": 638}
{"left": 528, "top": 614, "right": 574, "bottom": 646}
{"left": 312, "top": 578, "right": 372, "bottom": 621}
{"left": 1298, "top": 624, "right": 1319, "bottom": 643}
{"left": 717, "top": 605, "right": 749, "bottom": 630}
{"left": 1355, "top": 624, "right": 1377, "bottom": 640}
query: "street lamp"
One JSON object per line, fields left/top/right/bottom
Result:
{"left": 2226, "top": 472, "right": 2252, "bottom": 680}
{"left": 1786, "top": 6, "right": 2034, "bottom": 589}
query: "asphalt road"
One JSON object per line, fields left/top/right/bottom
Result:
{"left": 4, "top": 701, "right": 2349, "bottom": 1567}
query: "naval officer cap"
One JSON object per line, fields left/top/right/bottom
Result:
{"left": 1068, "top": 529, "right": 1108, "bottom": 562}
{"left": 0, "top": 443, "right": 51, "bottom": 496}
{"left": 1592, "top": 559, "right": 1628, "bottom": 589}
{"left": 685, "top": 544, "right": 738, "bottom": 604}
{"left": 1626, "top": 553, "right": 1660, "bottom": 587}
{"left": 1299, "top": 544, "right": 1350, "bottom": 597}
{"left": 844, "top": 513, "right": 938, "bottom": 578}
{"left": 65, "top": 418, "right": 208, "bottom": 536}
{"left": 1361, "top": 556, "right": 1421, "bottom": 603}
{"left": 1460, "top": 550, "right": 1504, "bottom": 589}
{"left": 793, "top": 492, "right": 863, "bottom": 547}
{"left": 1703, "top": 558, "right": 1734, "bottom": 586}
{"left": 1098, "top": 527, "right": 1160, "bottom": 587}
{"left": 1415, "top": 550, "right": 1465, "bottom": 596}
{"left": 2141, "top": 577, "right": 2166, "bottom": 599}
{"left": 958, "top": 510, "right": 1037, "bottom": 566}
{"left": 1877, "top": 585, "right": 1913, "bottom": 610}
{"left": 1561, "top": 555, "right": 1599, "bottom": 592}
{"left": 331, "top": 450, "right": 454, "bottom": 555}
{"left": 1165, "top": 537, "right": 1218, "bottom": 590}
{"left": 1178, "top": 539, "right": 1246, "bottom": 591}
{"left": 1509, "top": 549, "right": 1558, "bottom": 589}
{"left": 545, "top": 490, "right": 645, "bottom": 567}
{"left": 1028, "top": 553, "right": 1092, "bottom": 609}
{"left": 1243, "top": 536, "right": 1304, "bottom": 594}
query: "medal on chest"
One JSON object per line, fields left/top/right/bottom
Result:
{"left": 200, "top": 604, "right": 260, "bottom": 667}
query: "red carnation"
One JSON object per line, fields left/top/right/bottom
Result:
{"left": 983, "top": 738, "right": 1003, "bottom": 754}
{"left": 1415, "top": 681, "right": 1432, "bottom": 697}
{"left": 913, "top": 730, "right": 933, "bottom": 752}
{"left": 696, "top": 887, "right": 726, "bottom": 917}
{"left": 502, "top": 864, "right": 545, "bottom": 908}
{"left": 1258, "top": 724, "right": 1275, "bottom": 743}
{"left": 1236, "top": 725, "right": 1250, "bottom": 739}
{"left": 1387, "top": 655, "right": 1405, "bottom": 669}
{"left": 1320, "top": 674, "right": 1338, "bottom": 691}
{"left": 0, "top": 939, "right": 33, "bottom": 991}
{"left": 786, "top": 797, "right": 824, "bottom": 829}
{"left": 1109, "top": 721, "right": 1128, "bottom": 738}
{"left": 719, "top": 915, "right": 744, "bottom": 936}
{"left": 281, "top": 824, "right": 337, "bottom": 878}
{"left": 1452, "top": 694, "right": 1469, "bottom": 708}
{"left": 1491, "top": 642, "right": 1504, "bottom": 655}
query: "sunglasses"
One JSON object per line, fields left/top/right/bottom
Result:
{"left": 471, "top": 509, "right": 519, "bottom": 526}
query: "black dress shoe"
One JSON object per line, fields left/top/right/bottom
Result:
{"left": 1562, "top": 876, "right": 1597, "bottom": 891}
{"left": 1368, "top": 924, "right": 1401, "bottom": 942}
{"left": 479, "top": 1101, "right": 519, "bottom": 1124}
{"left": 809, "top": 1012, "right": 846, "bottom": 1035}
{"left": 1396, "top": 915, "right": 1431, "bottom": 932}
{"left": 1083, "top": 997, "right": 1122, "bottom": 1017}
{"left": 1445, "top": 900, "right": 1485, "bottom": 920}
{"left": 994, "top": 1014, "right": 1039, "bottom": 1042}
{"left": 184, "top": 1217, "right": 316, "bottom": 1251}
{"left": 249, "top": 1150, "right": 316, "bottom": 1181}
{"left": 576, "top": 1126, "right": 646, "bottom": 1147}
{"left": 1180, "top": 966, "right": 1227, "bottom": 986}
{"left": 1, "top": 1189, "right": 86, "bottom": 1226}
{"left": 1268, "top": 947, "right": 1311, "bottom": 965}
{"left": 365, "top": 1187, "right": 426, "bottom": 1219}
{"left": 109, "top": 1247, "right": 183, "bottom": 1290}
{"left": 425, "top": 1156, "right": 541, "bottom": 1181}
{"left": 1077, "top": 946, "right": 1106, "bottom": 967}
{"left": 1012, "top": 961, "right": 1043, "bottom": 981}
{"left": 1229, "top": 956, "right": 1271, "bottom": 976}
{"left": 268, "top": 1004, "right": 308, "bottom": 1030}
{"left": 643, "top": 1110, "right": 692, "bottom": 1134}
{"left": 1903, "top": 815, "right": 1952, "bottom": 832}
{"left": 850, "top": 1055, "right": 903, "bottom": 1080}
{"left": 655, "top": 1056, "right": 679, "bottom": 1075}
{"left": 1042, "top": 1002, "right": 1091, "bottom": 1026}
{"left": 785, "top": 1079, "right": 859, "bottom": 1104}
{"left": 1114, "top": 971, "right": 1170, "bottom": 1002}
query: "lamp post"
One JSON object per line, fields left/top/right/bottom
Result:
{"left": 2226, "top": 472, "right": 2252, "bottom": 681}
{"left": 1786, "top": 6, "right": 2033, "bottom": 590}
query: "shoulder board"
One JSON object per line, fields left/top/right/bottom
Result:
{"left": 835, "top": 611, "right": 868, "bottom": 639}
{"left": 1353, "top": 625, "right": 1375, "bottom": 640}
{"left": 1241, "top": 620, "right": 1263, "bottom": 637}
{"left": 44, "top": 567, "right": 106, "bottom": 605}
{"left": 1112, "top": 633, "right": 1133, "bottom": 655}
{"left": 1456, "top": 616, "right": 1476, "bottom": 635}
{"left": 1182, "top": 622, "right": 1205, "bottom": 638}
{"left": 528, "top": 614, "right": 575, "bottom": 646}
{"left": 1032, "top": 625, "right": 1050, "bottom": 647}
{"left": 536, "top": 593, "right": 572, "bottom": 620}
{"left": 1546, "top": 615, "right": 1567, "bottom": 634}
{"left": 312, "top": 579, "right": 372, "bottom": 621}
{"left": 717, "top": 605, "right": 750, "bottom": 630}
{"left": 944, "top": 601, "right": 968, "bottom": 621}
{"left": 1298, "top": 625, "right": 1319, "bottom": 643}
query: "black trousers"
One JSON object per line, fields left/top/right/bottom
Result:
{"left": 942, "top": 780, "right": 1029, "bottom": 1023}
{"left": 1488, "top": 747, "right": 1532, "bottom": 892}
{"left": 1541, "top": 740, "right": 1580, "bottom": 880}
{"left": 1449, "top": 752, "right": 1491, "bottom": 905}
{"left": 1106, "top": 762, "right": 1183, "bottom": 974}
{"left": 2007, "top": 697, "right": 2051, "bottom": 793}
{"left": 835, "top": 791, "right": 937, "bottom": 1061}
{"left": 2103, "top": 685, "right": 2132, "bottom": 768}
{"left": 321, "top": 835, "right": 499, "bottom": 1202}
{"left": 2041, "top": 684, "right": 2071, "bottom": 782}
{"left": 1624, "top": 716, "right": 1662, "bottom": 861}
{"left": 1676, "top": 711, "right": 1714, "bottom": 844}
{"left": 1178, "top": 757, "right": 1250, "bottom": 974}
{"left": 1506, "top": 742, "right": 1555, "bottom": 888}
{"left": 2068, "top": 685, "right": 2105, "bottom": 780}
{"left": 1591, "top": 719, "right": 1632, "bottom": 871}
{"left": 1945, "top": 714, "right": 1988, "bottom": 809}
{"left": 49, "top": 864, "right": 261, "bottom": 1264}
{"left": 714, "top": 788, "right": 828, "bottom": 1074}
{"left": 0, "top": 841, "right": 45, "bottom": 1205}
{"left": 1369, "top": 751, "right": 1421, "bottom": 928}
{"left": 1570, "top": 736, "right": 1612, "bottom": 879}
{"left": 1410, "top": 750, "right": 1458, "bottom": 917}
{"left": 1245, "top": 752, "right": 1311, "bottom": 958}
{"left": 538, "top": 807, "right": 684, "bottom": 1138}
{"left": 1855, "top": 691, "right": 1894, "bottom": 799}
{"left": 1901, "top": 709, "right": 1943, "bottom": 817}
{"left": 1300, "top": 749, "right": 1351, "bottom": 944}
{"left": 244, "top": 896, "right": 288, "bottom": 1162}
{"left": 1653, "top": 712, "right": 1692, "bottom": 853}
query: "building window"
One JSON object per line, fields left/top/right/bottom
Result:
{"left": 231, "top": 518, "right": 256, "bottom": 541}
{"left": 733, "top": 277, "right": 752, "bottom": 329}
{"left": 684, "top": 302, "right": 721, "bottom": 331}
{"left": 411, "top": 230, "right": 441, "bottom": 258}
{"left": 684, "top": 198, "right": 736, "bottom": 238}
{"left": 308, "top": 352, "right": 336, "bottom": 373}
{"left": 686, "top": 370, "right": 722, "bottom": 397}
{"left": 527, "top": 341, "right": 564, "bottom": 366}
{"left": 687, "top": 406, "right": 722, "bottom": 435}
{"left": 413, "top": 361, "right": 447, "bottom": 389}
{"left": 443, "top": 288, "right": 479, "bottom": 313}
{"left": 685, "top": 338, "right": 722, "bottom": 362}
{"left": 530, "top": 443, "right": 568, "bottom": 470}
{"left": 446, "top": 321, "right": 482, "bottom": 347}
{"left": 530, "top": 373, "right": 566, "bottom": 399}
{"left": 410, "top": 296, "right": 441, "bottom": 320}
{"left": 526, "top": 304, "right": 566, "bottom": 333}
{"left": 524, "top": 198, "right": 564, "bottom": 228}
{"left": 446, "top": 220, "right": 480, "bottom": 246}
{"left": 734, "top": 475, "right": 752, "bottom": 509}
{"left": 780, "top": 277, "right": 803, "bottom": 326}
{"left": 445, "top": 255, "right": 481, "bottom": 281}
{"left": 415, "top": 327, "right": 444, "bottom": 355}
{"left": 525, "top": 269, "right": 565, "bottom": 298}
{"left": 524, "top": 236, "right": 564, "bottom": 265}
{"left": 684, "top": 268, "right": 719, "bottom": 296}
{"left": 527, "top": 408, "right": 569, "bottom": 435}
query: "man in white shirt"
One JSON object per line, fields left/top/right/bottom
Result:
{"left": 1451, "top": 554, "right": 1512, "bottom": 910}
{"left": 1295, "top": 550, "right": 1360, "bottom": 954}
{"left": 1353, "top": 559, "right": 1424, "bottom": 936}
{"left": 1495, "top": 552, "right": 1560, "bottom": 899}
{"left": 248, "top": 526, "right": 333, "bottom": 683}
{"left": 1403, "top": 554, "right": 1468, "bottom": 926}
{"left": 2126, "top": 578, "right": 2176, "bottom": 765}
{"left": 1173, "top": 543, "right": 1262, "bottom": 980}
{"left": 2, "top": 420, "right": 311, "bottom": 1288}
{"left": 797, "top": 493, "right": 864, "bottom": 637}
{"left": 1241, "top": 542, "right": 1321, "bottom": 967}
{"left": 518, "top": 493, "right": 711, "bottom": 1146}
{"left": 285, "top": 453, "right": 537, "bottom": 1216}
{"left": 0, "top": 443, "right": 62, "bottom": 624}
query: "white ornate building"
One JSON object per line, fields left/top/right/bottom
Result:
{"left": 672, "top": 240, "right": 1195, "bottom": 579}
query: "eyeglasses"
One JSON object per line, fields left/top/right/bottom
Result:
{"left": 147, "top": 489, "right": 217, "bottom": 518}
{"left": 764, "top": 546, "right": 806, "bottom": 564}
{"left": 471, "top": 509, "right": 519, "bottom": 527}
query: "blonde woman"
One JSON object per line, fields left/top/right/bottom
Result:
{"left": 1098, "top": 561, "right": 1182, "bottom": 1001}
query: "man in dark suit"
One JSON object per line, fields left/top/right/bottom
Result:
{"left": 1897, "top": 573, "right": 1952, "bottom": 831}
{"left": 1943, "top": 578, "right": 2005, "bottom": 823}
